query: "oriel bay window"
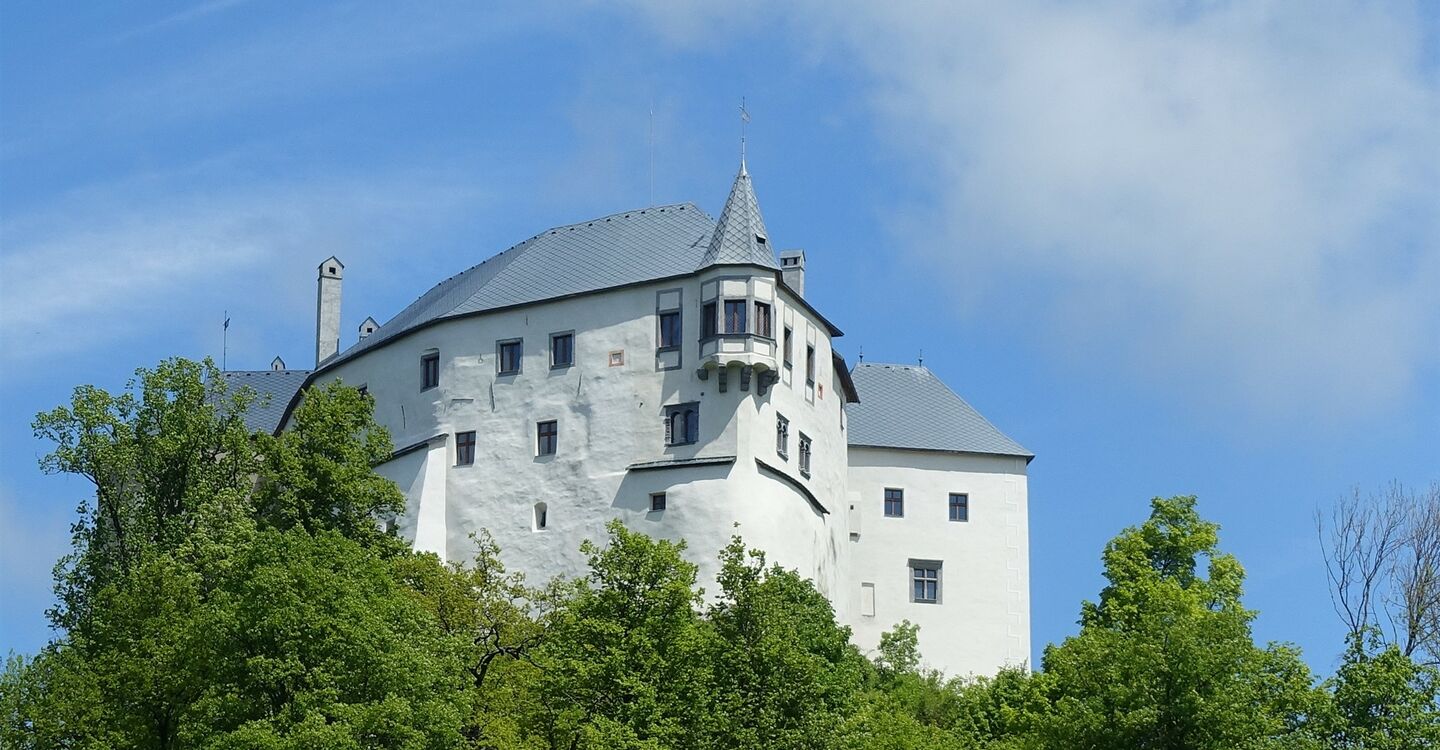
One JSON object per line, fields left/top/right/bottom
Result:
{"left": 723, "top": 300, "right": 747, "bottom": 334}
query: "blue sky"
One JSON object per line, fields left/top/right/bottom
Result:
{"left": 2, "top": 1, "right": 1437, "bottom": 673}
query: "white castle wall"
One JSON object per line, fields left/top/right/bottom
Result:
{"left": 844, "top": 447, "right": 1031, "bottom": 677}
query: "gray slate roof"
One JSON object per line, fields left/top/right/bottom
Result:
{"left": 697, "top": 163, "right": 779, "bottom": 270}
{"left": 220, "top": 369, "right": 311, "bottom": 434}
{"left": 325, "top": 203, "right": 718, "bottom": 371}
{"left": 846, "top": 362, "right": 1032, "bottom": 459}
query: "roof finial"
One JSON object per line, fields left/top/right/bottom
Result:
{"left": 918, "top": 349, "right": 924, "bottom": 366}
{"left": 739, "top": 97, "right": 750, "bottom": 171}
{"left": 858, "top": 345, "right": 864, "bottom": 363}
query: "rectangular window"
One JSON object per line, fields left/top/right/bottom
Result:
{"left": 550, "top": 332, "right": 574, "bottom": 369}
{"left": 498, "top": 339, "right": 523, "bottom": 375}
{"left": 536, "top": 420, "right": 557, "bottom": 456}
{"left": 783, "top": 326, "right": 793, "bottom": 367}
{"left": 724, "top": 300, "right": 747, "bottom": 334}
{"left": 884, "top": 488, "right": 904, "bottom": 518}
{"left": 754, "top": 302, "right": 772, "bottom": 338}
{"left": 798, "top": 433, "right": 812, "bottom": 477}
{"left": 702, "top": 301, "right": 718, "bottom": 338}
{"left": 456, "top": 430, "right": 476, "bottom": 466}
{"left": 664, "top": 403, "right": 700, "bottom": 446}
{"left": 912, "top": 564, "right": 940, "bottom": 604}
{"left": 650, "top": 492, "right": 667, "bottom": 512}
{"left": 421, "top": 352, "right": 440, "bottom": 390}
{"left": 659, "top": 311, "right": 682, "bottom": 349}
{"left": 949, "top": 493, "right": 969, "bottom": 522}
{"left": 776, "top": 414, "right": 790, "bottom": 459}
{"left": 805, "top": 345, "right": 816, "bottom": 385}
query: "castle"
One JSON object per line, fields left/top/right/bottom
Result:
{"left": 225, "top": 161, "right": 1033, "bottom": 676}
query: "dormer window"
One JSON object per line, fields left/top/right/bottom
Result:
{"left": 755, "top": 235, "right": 766, "bottom": 245}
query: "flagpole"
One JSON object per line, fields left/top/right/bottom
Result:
{"left": 222, "top": 310, "right": 229, "bottom": 372}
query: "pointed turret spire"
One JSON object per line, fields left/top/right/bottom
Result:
{"left": 698, "top": 161, "right": 778, "bottom": 270}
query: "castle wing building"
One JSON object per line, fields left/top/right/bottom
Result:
{"left": 222, "top": 162, "right": 1032, "bottom": 677}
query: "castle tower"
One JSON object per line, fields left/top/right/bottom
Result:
{"left": 315, "top": 256, "right": 344, "bottom": 366}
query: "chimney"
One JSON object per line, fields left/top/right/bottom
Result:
{"left": 315, "top": 256, "right": 344, "bottom": 366}
{"left": 358, "top": 316, "right": 379, "bottom": 341}
{"left": 271, "top": 356, "right": 286, "bottom": 371}
{"left": 779, "top": 249, "right": 805, "bottom": 297}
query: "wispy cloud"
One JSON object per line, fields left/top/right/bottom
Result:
{"left": 0, "top": 159, "right": 485, "bottom": 371}
{"left": 633, "top": 0, "right": 1440, "bottom": 421}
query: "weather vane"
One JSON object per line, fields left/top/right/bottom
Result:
{"left": 739, "top": 97, "right": 750, "bottom": 163}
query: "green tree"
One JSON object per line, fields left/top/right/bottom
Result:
{"left": 1312, "top": 632, "right": 1440, "bottom": 748}
{"left": 1036, "top": 495, "right": 1322, "bottom": 750}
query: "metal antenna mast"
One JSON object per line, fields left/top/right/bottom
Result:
{"left": 222, "top": 310, "right": 230, "bottom": 371}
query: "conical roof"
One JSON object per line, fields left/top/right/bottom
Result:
{"left": 697, "top": 161, "right": 778, "bottom": 269}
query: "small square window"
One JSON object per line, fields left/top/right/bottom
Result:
{"left": 798, "top": 433, "right": 812, "bottom": 477}
{"left": 912, "top": 564, "right": 941, "bottom": 604}
{"left": 664, "top": 403, "right": 700, "bottom": 446}
{"left": 884, "top": 488, "right": 904, "bottom": 518}
{"left": 550, "top": 332, "right": 574, "bottom": 369}
{"left": 537, "top": 420, "right": 557, "bottom": 456}
{"left": 456, "top": 431, "right": 476, "bottom": 466}
{"left": 650, "top": 492, "right": 667, "bottom": 512}
{"left": 498, "top": 339, "right": 523, "bottom": 375}
{"left": 723, "top": 300, "right": 747, "bottom": 334}
{"left": 659, "top": 311, "right": 682, "bottom": 349}
{"left": 609, "top": 350, "right": 625, "bottom": 367}
{"left": 421, "top": 352, "right": 440, "bottom": 390}
{"left": 949, "top": 493, "right": 969, "bottom": 522}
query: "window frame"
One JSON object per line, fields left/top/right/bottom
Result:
{"left": 776, "top": 413, "right": 790, "bottom": 460}
{"left": 497, "top": 338, "right": 523, "bottom": 376}
{"left": 421, "top": 352, "right": 440, "bottom": 390}
{"left": 798, "top": 432, "right": 812, "bottom": 478}
{"left": 805, "top": 344, "right": 816, "bottom": 385}
{"left": 884, "top": 488, "right": 905, "bottom": 518}
{"left": 549, "top": 331, "right": 575, "bottom": 369}
{"left": 783, "top": 326, "right": 794, "bottom": 368}
{"left": 650, "top": 492, "right": 667, "bottom": 512}
{"left": 910, "top": 561, "right": 942, "bottom": 604}
{"left": 536, "top": 420, "right": 558, "bottom": 456}
{"left": 658, "top": 310, "right": 682, "bottom": 350}
{"left": 702, "top": 301, "right": 718, "bottom": 339}
{"left": 455, "top": 430, "right": 476, "bottom": 466}
{"left": 723, "top": 299, "right": 747, "bottom": 335}
{"left": 949, "top": 493, "right": 970, "bottom": 522}
{"left": 754, "top": 301, "right": 772, "bottom": 338}
{"left": 664, "top": 402, "right": 700, "bottom": 447}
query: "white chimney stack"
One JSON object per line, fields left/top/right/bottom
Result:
{"left": 315, "top": 256, "right": 344, "bottom": 366}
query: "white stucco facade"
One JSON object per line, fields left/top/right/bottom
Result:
{"left": 258, "top": 167, "right": 1033, "bottom": 677}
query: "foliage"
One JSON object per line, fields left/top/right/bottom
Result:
{"left": 5, "top": 358, "right": 1439, "bottom": 748}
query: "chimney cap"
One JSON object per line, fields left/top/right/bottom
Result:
{"left": 318, "top": 256, "right": 345, "bottom": 278}
{"left": 271, "top": 356, "right": 287, "bottom": 371}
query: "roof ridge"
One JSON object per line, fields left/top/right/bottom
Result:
{"left": 539, "top": 202, "right": 708, "bottom": 234}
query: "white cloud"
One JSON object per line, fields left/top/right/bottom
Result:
{"left": 635, "top": 0, "right": 1440, "bottom": 420}
{"left": 0, "top": 161, "right": 484, "bottom": 370}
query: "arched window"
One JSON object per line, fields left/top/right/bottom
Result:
{"left": 534, "top": 502, "right": 548, "bottom": 531}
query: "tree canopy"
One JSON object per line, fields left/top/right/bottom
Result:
{"left": 3, "top": 358, "right": 1436, "bottom": 748}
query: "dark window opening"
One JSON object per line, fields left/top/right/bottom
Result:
{"left": 551, "top": 333, "right": 574, "bottom": 368}
{"left": 805, "top": 345, "right": 816, "bottom": 384}
{"left": 783, "top": 327, "right": 793, "bottom": 367}
{"left": 659, "top": 311, "right": 682, "bottom": 349}
{"left": 885, "top": 488, "right": 904, "bottom": 517}
{"left": 534, "top": 502, "right": 548, "bottom": 530}
{"left": 755, "top": 302, "right": 772, "bottom": 338}
{"left": 650, "top": 492, "right": 667, "bottom": 512}
{"left": 724, "top": 300, "right": 747, "bottom": 334}
{"left": 537, "top": 420, "right": 558, "bottom": 456}
{"left": 798, "top": 433, "right": 812, "bottom": 477}
{"left": 949, "top": 493, "right": 969, "bottom": 522}
{"left": 702, "top": 301, "right": 718, "bottom": 338}
{"left": 421, "top": 353, "right": 440, "bottom": 390}
{"left": 498, "top": 339, "right": 523, "bottom": 375}
{"left": 456, "top": 431, "right": 476, "bottom": 466}
{"left": 665, "top": 403, "right": 700, "bottom": 446}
